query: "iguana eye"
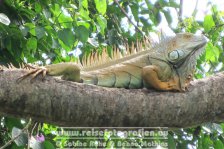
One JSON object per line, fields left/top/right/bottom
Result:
{"left": 168, "top": 49, "right": 184, "bottom": 60}
{"left": 178, "top": 50, "right": 184, "bottom": 57}
{"left": 168, "top": 50, "right": 179, "bottom": 60}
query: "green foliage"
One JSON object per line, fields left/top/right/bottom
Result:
{"left": 0, "top": 0, "right": 178, "bottom": 66}
{"left": 94, "top": 0, "right": 107, "bottom": 15}
{"left": 205, "top": 42, "right": 220, "bottom": 63}
{"left": 0, "top": 0, "right": 224, "bottom": 148}
{"left": 204, "top": 15, "right": 215, "bottom": 33}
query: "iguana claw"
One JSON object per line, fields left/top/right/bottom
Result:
{"left": 23, "top": 63, "right": 36, "bottom": 70}
{"left": 17, "top": 66, "right": 47, "bottom": 82}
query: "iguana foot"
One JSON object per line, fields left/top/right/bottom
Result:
{"left": 181, "top": 74, "right": 193, "bottom": 91}
{"left": 17, "top": 66, "right": 47, "bottom": 82}
{"left": 166, "top": 76, "right": 183, "bottom": 91}
{"left": 142, "top": 65, "right": 181, "bottom": 91}
{"left": 23, "top": 63, "right": 36, "bottom": 70}
{"left": 185, "top": 74, "right": 193, "bottom": 85}
{"left": 155, "top": 80, "right": 179, "bottom": 91}
{"left": 166, "top": 81, "right": 178, "bottom": 90}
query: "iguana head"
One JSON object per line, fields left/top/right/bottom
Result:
{"left": 164, "top": 33, "right": 207, "bottom": 91}
{"left": 165, "top": 33, "right": 207, "bottom": 64}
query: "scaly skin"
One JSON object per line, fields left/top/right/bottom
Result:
{"left": 18, "top": 33, "right": 207, "bottom": 91}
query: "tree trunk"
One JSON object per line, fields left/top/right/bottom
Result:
{"left": 0, "top": 69, "right": 224, "bottom": 128}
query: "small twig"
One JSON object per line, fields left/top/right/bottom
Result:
{"left": 192, "top": 0, "right": 199, "bottom": 17}
{"left": 177, "top": 0, "right": 184, "bottom": 31}
{"left": 28, "top": 121, "right": 39, "bottom": 149}
{"left": 0, "top": 118, "right": 32, "bottom": 149}
{"left": 178, "top": 0, "right": 183, "bottom": 22}
{"left": 28, "top": 120, "right": 38, "bottom": 149}
{"left": 31, "top": 122, "right": 38, "bottom": 135}
{"left": 27, "top": 129, "right": 30, "bottom": 149}
{"left": 113, "top": 0, "right": 144, "bottom": 35}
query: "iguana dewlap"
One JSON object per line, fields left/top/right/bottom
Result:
{"left": 19, "top": 33, "right": 207, "bottom": 91}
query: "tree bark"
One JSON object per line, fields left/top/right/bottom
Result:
{"left": 0, "top": 69, "right": 224, "bottom": 128}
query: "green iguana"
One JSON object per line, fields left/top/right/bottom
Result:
{"left": 17, "top": 33, "right": 207, "bottom": 91}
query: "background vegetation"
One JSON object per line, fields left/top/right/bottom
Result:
{"left": 0, "top": 0, "right": 224, "bottom": 148}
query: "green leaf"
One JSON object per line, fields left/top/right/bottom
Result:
{"left": 43, "top": 8, "right": 51, "bottom": 19}
{"left": 11, "top": 38, "right": 23, "bottom": 57}
{"left": 163, "top": 10, "right": 172, "bottom": 24}
{"left": 35, "top": 26, "right": 45, "bottom": 39}
{"left": 5, "top": 37, "right": 12, "bottom": 51}
{"left": 52, "top": 38, "right": 60, "bottom": 49}
{"left": 214, "top": 139, "right": 224, "bottom": 149}
{"left": 26, "top": 37, "right": 37, "bottom": 51}
{"left": 12, "top": 127, "right": 28, "bottom": 147}
{"left": 139, "top": 16, "right": 151, "bottom": 28}
{"left": 169, "top": 0, "right": 179, "bottom": 8}
{"left": 35, "top": 3, "right": 42, "bottom": 13}
{"left": 11, "top": 144, "right": 25, "bottom": 149}
{"left": 79, "top": 0, "right": 88, "bottom": 9}
{"left": 205, "top": 42, "right": 220, "bottom": 62}
{"left": 58, "top": 14, "right": 73, "bottom": 28}
{"left": 96, "top": 15, "right": 107, "bottom": 34}
{"left": 79, "top": 8, "right": 90, "bottom": 20}
{"left": 4, "top": 117, "right": 23, "bottom": 131}
{"left": 202, "top": 135, "right": 213, "bottom": 149}
{"left": 43, "top": 141, "right": 55, "bottom": 149}
{"left": 51, "top": 3, "right": 61, "bottom": 17}
{"left": 39, "top": 36, "right": 53, "bottom": 52}
{"left": 58, "top": 29, "right": 76, "bottom": 48}
{"left": 168, "top": 134, "right": 176, "bottom": 149}
{"left": 20, "top": 26, "right": 29, "bottom": 36}
{"left": 77, "top": 21, "right": 90, "bottom": 29}
{"left": 204, "top": 15, "right": 215, "bottom": 33}
{"left": 94, "top": 0, "right": 107, "bottom": 15}
{"left": 25, "top": 23, "right": 36, "bottom": 36}
{"left": 130, "top": 3, "right": 139, "bottom": 22}
{"left": 76, "top": 25, "right": 89, "bottom": 43}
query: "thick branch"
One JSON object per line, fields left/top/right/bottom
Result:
{"left": 0, "top": 69, "right": 224, "bottom": 128}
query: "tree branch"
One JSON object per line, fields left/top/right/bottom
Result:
{"left": 0, "top": 69, "right": 224, "bottom": 128}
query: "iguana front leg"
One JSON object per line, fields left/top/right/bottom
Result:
{"left": 18, "top": 63, "right": 81, "bottom": 82}
{"left": 142, "top": 65, "right": 180, "bottom": 91}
